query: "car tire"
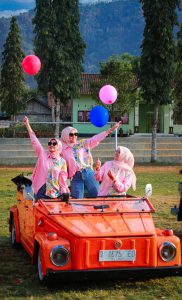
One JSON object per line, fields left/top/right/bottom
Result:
{"left": 10, "top": 217, "right": 19, "bottom": 249}
{"left": 37, "top": 247, "right": 47, "bottom": 285}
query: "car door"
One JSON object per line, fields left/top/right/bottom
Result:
{"left": 23, "top": 199, "right": 35, "bottom": 254}
{"left": 17, "top": 196, "right": 27, "bottom": 245}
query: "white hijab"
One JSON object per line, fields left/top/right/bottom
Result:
{"left": 60, "top": 126, "right": 78, "bottom": 148}
{"left": 113, "top": 146, "right": 136, "bottom": 190}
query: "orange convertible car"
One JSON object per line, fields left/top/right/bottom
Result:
{"left": 9, "top": 175, "right": 181, "bottom": 284}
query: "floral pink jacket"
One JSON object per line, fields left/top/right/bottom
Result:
{"left": 94, "top": 160, "right": 133, "bottom": 196}
{"left": 29, "top": 132, "right": 69, "bottom": 195}
{"left": 61, "top": 131, "right": 108, "bottom": 179}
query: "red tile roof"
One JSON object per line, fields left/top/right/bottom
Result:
{"left": 80, "top": 73, "right": 100, "bottom": 95}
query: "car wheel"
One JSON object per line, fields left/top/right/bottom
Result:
{"left": 11, "top": 217, "right": 19, "bottom": 249}
{"left": 37, "top": 248, "right": 47, "bottom": 284}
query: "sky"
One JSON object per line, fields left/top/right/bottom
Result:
{"left": 0, "top": 0, "right": 35, "bottom": 17}
{"left": 0, "top": 0, "right": 111, "bottom": 17}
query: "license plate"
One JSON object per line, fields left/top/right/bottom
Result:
{"left": 99, "top": 249, "right": 136, "bottom": 262}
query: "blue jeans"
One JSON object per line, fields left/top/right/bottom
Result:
{"left": 71, "top": 168, "right": 99, "bottom": 199}
{"left": 35, "top": 184, "right": 50, "bottom": 200}
{"left": 35, "top": 184, "right": 64, "bottom": 200}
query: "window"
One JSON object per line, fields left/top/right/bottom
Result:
{"left": 121, "top": 113, "right": 129, "bottom": 124}
{"left": 114, "top": 112, "right": 129, "bottom": 124}
{"left": 78, "top": 111, "right": 90, "bottom": 122}
{"left": 173, "top": 119, "right": 182, "bottom": 125}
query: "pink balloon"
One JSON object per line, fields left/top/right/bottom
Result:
{"left": 22, "top": 55, "right": 41, "bottom": 76}
{"left": 99, "top": 85, "right": 117, "bottom": 105}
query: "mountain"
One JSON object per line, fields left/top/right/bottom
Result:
{"left": 1, "top": 0, "right": 180, "bottom": 79}
{"left": 0, "top": 0, "right": 144, "bottom": 76}
{"left": 0, "top": 9, "right": 34, "bottom": 55}
{"left": 80, "top": 0, "right": 143, "bottom": 72}
{"left": 0, "top": 0, "right": 144, "bottom": 73}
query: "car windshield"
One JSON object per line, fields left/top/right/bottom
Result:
{"left": 40, "top": 197, "right": 155, "bottom": 215}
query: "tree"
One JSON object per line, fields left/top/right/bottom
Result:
{"left": 33, "top": 0, "right": 54, "bottom": 93}
{"left": 0, "top": 16, "right": 27, "bottom": 121}
{"left": 33, "top": 0, "right": 85, "bottom": 137}
{"left": 172, "top": 23, "right": 182, "bottom": 124}
{"left": 33, "top": 0, "right": 56, "bottom": 122}
{"left": 140, "top": 0, "right": 180, "bottom": 162}
{"left": 91, "top": 54, "right": 139, "bottom": 121}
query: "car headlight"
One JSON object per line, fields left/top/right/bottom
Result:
{"left": 159, "top": 242, "right": 176, "bottom": 262}
{"left": 50, "top": 245, "right": 70, "bottom": 267}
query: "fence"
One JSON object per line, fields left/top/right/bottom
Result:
{"left": 0, "top": 121, "right": 118, "bottom": 149}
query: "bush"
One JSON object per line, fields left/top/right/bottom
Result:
{"left": 0, "top": 124, "right": 57, "bottom": 137}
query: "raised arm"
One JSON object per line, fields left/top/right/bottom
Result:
{"left": 23, "top": 116, "right": 43, "bottom": 156}
{"left": 23, "top": 116, "right": 33, "bottom": 134}
{"left": 84, "top": 121, "right": 122, "bottom": 149}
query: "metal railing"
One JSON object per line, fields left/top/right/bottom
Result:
{"left": 0, "top": 121, "right": 118, "bottom": 149}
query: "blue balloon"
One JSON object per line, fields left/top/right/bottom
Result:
{"left": 89, "top": 105, "right": 109, "bottom": 127}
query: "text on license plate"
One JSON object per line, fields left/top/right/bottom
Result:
{"left": 99, "top": 249, "right": 136, "bottom": 262}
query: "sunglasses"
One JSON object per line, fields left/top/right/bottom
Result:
{"left": 69, "top": 132, "right": 78, "bottom": 137}
{"left": 48, "top": 141, "right": 57, "bottom": 146}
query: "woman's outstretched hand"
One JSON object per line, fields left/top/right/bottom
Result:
{"left": 107, "top": 121, "right": 122, "bottom": 135}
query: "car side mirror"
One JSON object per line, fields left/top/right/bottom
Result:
{"left": 145, "top": 184, "right": 152, "bottom": 197}
{"left": 23, "top": 185, "right": 34, "bottom": 200}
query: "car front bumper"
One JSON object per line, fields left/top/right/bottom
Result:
{"left": 46, "top": 266, "right": 182, "bottom": 282}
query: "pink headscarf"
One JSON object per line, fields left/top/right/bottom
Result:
{"left": 114, "top": 146, "right": 136, "bottom": 190}
{"left": 60, "top": 126, "right": 78, "bottom": 148}
{"left": 48, "top": 138, "right": 62, "bottom": 159}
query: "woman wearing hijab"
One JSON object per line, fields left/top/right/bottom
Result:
{"left": 94, "top": 146, "right": 136, "bottom": 196}
{"left": 23, "top": 116, "right": 69, "bottom": 200}
{"left": 60, "top": 121, "right": 121, "bottom": 198}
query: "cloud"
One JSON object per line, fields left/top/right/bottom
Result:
{"left": 80, "top": 0, "right": 109, "bottom": 3}
{"left": 12, "top": 0, "right": 34, "bottom": 3}
{"left": 0, "top": 9, "right": 27, "bottom": 18}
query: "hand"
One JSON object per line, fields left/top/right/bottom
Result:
{"left": 95, "top": 158, "right": 101, "bottom": 171}
{"left": 23, "top": 116, "right": 29, "bottom": 125}
{"left": 107, "top": 170, "right": 115, "bottom": 182}
{"left": 23, "top": 116, "right": 33, "bottom": 133}
{"left": 108, "top": 121, "right": 122, "bottom": 134}
{"left": 179, "top": 169, "right": 182, "bottom": 175}
{"left": 120, "top": 116, "right": 128, "bottom": 124}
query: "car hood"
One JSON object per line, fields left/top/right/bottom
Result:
{"left": 40, "top": 199, "right": 156, "bottom": 237}
{"left": 52, "top": 213, "right": 155, "bottom": 237}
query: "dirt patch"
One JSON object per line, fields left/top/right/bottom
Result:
{"left": 134, "top": 165, "right": 181, "bottom": 173}
{"left": 0, "top": 166, "right": 33, "bottom": 171}
{"left": 0, "top": 165, "right": 181, "bottom": 174}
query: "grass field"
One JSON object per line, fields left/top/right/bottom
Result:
{"left": 0, "top": 166, "right": 182, "bottom": 300}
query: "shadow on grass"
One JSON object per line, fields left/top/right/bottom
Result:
{"left": 0, "top": 236, "right": 182, "bottom": 299}
{"left": 174, "top": 229, "right": 182, "bottom": 238}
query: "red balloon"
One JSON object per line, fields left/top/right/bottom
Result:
{"left": 22, "top": 55, "right": 41, "bottom": 76}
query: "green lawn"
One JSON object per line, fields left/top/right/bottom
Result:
{"left": 0, "top": 167, "right": 182, "bottom": 300}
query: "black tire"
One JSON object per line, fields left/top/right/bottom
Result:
{"left": 37, "top": 247, "right": 48, "bottom": 285}
{"left": 10, "top": 216, "right": 20, "bottom": 249}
